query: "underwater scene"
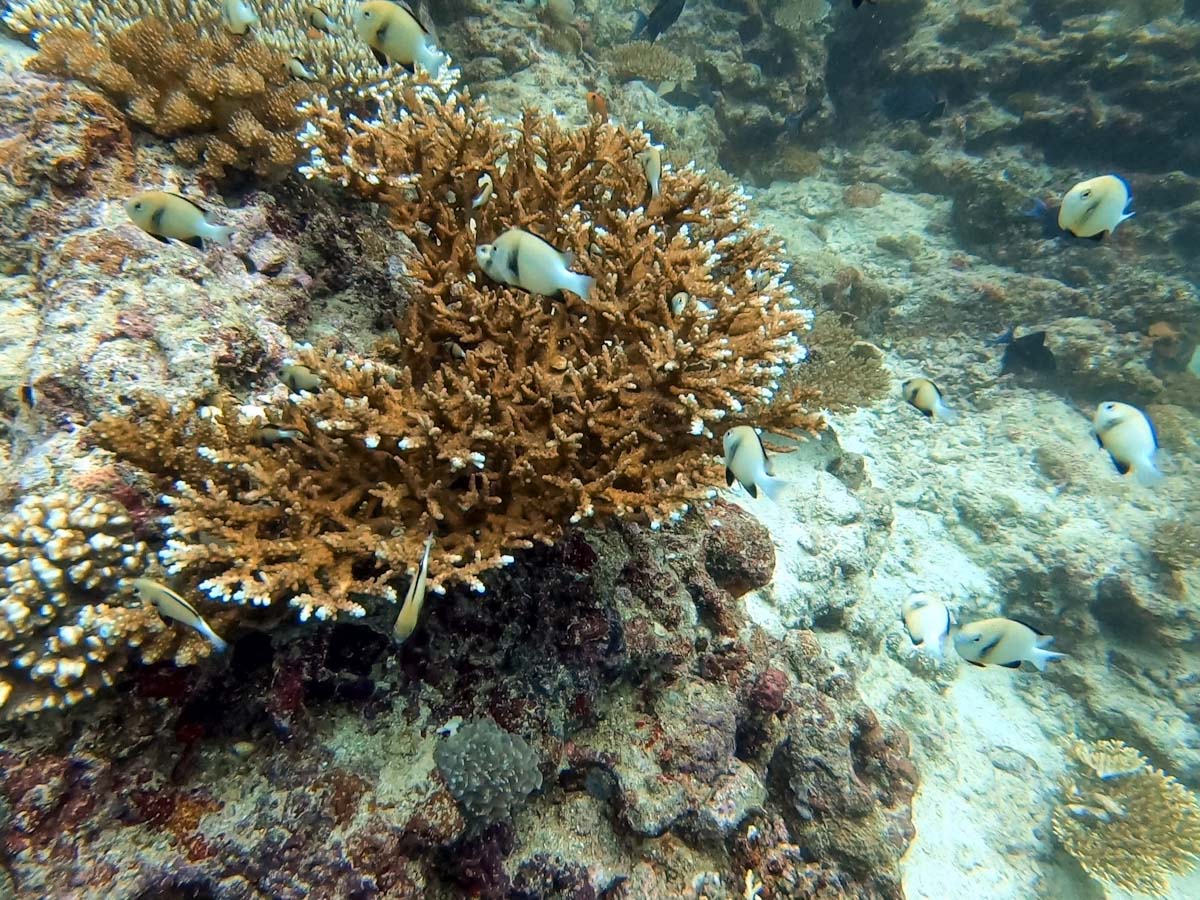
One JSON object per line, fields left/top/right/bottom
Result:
{"left": 0, "top": 0, "right": 1199, "bottom": 897}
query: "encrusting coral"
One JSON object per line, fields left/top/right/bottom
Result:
{"left": 1052, "top": 739, "right": 1200, "bottom": 896}
{"left": 602, "top": 40, "right": 697, "bottom": 86}
{"left": 5, "top": 0, "right": 380, "bottom": 179}
{"left": 0, "top": 492, "right": 215, "bottom": 720}
{"left": 93, "top": 71, "right": 826, "bottom": 624}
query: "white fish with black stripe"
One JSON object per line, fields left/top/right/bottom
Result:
{"left": 953, "top": 617, "right": 1065, "bottom": 672}
{"left": 133, "top": 578, "right": 228, "bottom": 653}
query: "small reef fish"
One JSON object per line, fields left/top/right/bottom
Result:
{"left": 253, "top": 426, "right": 302, "bottom": 445}
{"left": 633, "top": 0, "right": 686, "bottom": 42}
{"left": 472, "top": 173, "right": 494, "bottom": 209}
{"left": 393, "top": 535, "right": 434, "bottom": 644}
{"left": 1058, "top": 175, "right": 1134, "bottom": 240}
{"left": 901, "top": 594, "right": 951, "bottom": 658}
{"left": 586, "top": 91, "right": 609, "bottom": 122}
{"left": 221, "top": 0, "right": 259, "bottom": 35}
{"left": 355, "top": 0, "right": 444, "bottom": 76}
{"left": 722, "top": 425, "right": 787, "bottom": 502}
{"left": 999, "top": 329, "right": 1056, "bottom": 375}
{"left": 476, "top": 228, "right": 595, "bottom": 299}
{"left": 280, "top": 363, "right": 322, "bottom": 393}
{"left": 305, "top": 3, "right": 338, "bottom": 34}
{"left": 901, "top": 378, "right": 959, "bottom": 423}
{"left": 1022, "top": 198, "right": 1072, "bottom": 240}
{"left": 638, "top": 146, "right": 662, "bottom": 200}
{"left": 133, "top": 578, "right": 228, "bottom": 653}
{"left": 953, "top": 617, "right": 1065, "bottom": 671}
{"left": 1093, "top": 401, "right": 1162, "bottom": 485}
{"left": 125, "top": 191, "right": 234, "bottom": 249}
{"left": 287, "top": 57, "right": 319, "bottom": 82}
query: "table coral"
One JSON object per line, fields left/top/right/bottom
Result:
{"left": 0, "top": 492, "right": 196, "bottom": 719}
{"left": 1053, "top": 739, "right": 1200, "bottom": 896}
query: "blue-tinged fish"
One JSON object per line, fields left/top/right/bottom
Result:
{"left": 953, "top": 617, "right": 1065, "bottom": 671}
{"left": 723, "top": 425, "right": 787, "bottom": 502}
{"left": 1058, "top": 175, "right": 1134, "bottom": 240}
{"left": 1093, "top": 401, "right": 1162, "bottom": 486}
{"left": 633, "top": 0, "right": 686, "bottom": 42}
{"left": 133, "top": 578, "right": 228, "bottom": 653}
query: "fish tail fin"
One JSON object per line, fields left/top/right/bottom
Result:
{"left": 563, "top": 271, "right": 595, "bottom": 301}
{"left": 202, "top": 624, "right": 229, "bottom": 654}
{"left": 417, "top": 43, "right": 445, "bottom": 77}
{"left": 758, "top": 472, "right": 788, "bottom": 503}
{"left": 1131, "top": 458, "right": 1164, "bottom": 487}
{"left": 936, "top": 400, "right": 960, "bottom": 424}
{"left": 207, "top": 225, "right": 235, "bottom": 246}
{"left": 1029, "top": 645, "right": 1066, "bottom": 672}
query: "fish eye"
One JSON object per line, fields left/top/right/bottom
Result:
{"left": 133, "top": 201, "right": 142, "bottom": 210}
{"left": 1080, "top": 189, "right": 1091, "bottom": 198}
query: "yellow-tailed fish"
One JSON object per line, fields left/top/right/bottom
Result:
{"left": 133, "top": 578, "right": 228, "bottom": 653}
{"left": 476, "top": 228, "right": 594, "bottom": 299}
{"left": 125, "top": 191, "right": 234, "bottom": 249}
{"left": 393, "top": 535, "right": 434, "bottom": 644}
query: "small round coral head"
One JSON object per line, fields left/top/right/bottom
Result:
{"left": 1057, "top": 174, "right": 1134, "bottom": 239}
{"left": 1093, "top": 400, "right": 1162, "bottom": 486}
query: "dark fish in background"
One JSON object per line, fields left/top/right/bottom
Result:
{"left": 881, "top": 83, "right": 946, "bottom": 122}
{"left": 633, "top": 0, "right": 686, "bottom": 42}
{"left": 1023, "top": 197, "right": 1073, "bottom": 239}
{"left": 999, "top": 330, "right": 1057, "bottom": 375}
{"left": 985, "top": 325, "right": 1015, "bottom": 347}
{"left": 852, "top": 0, "right": 877, "bottom": 8}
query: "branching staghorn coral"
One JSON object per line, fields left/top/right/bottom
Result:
{"left": 0, "top": 492, "right": 217, "bottom": 720}
{"left": 5, "top": 0, "right": 381, "bottom": 178}
{"left": 1052, "top": 739, "right": 1200, "bottom": 896}
{"left": 94, "top": 75, "right": 823, "bottom": 623}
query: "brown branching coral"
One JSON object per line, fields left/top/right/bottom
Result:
{"left": 94, "top": 76, "right": 822, "bottom": 622}
{"left": 0, "top": 491, "right": 212, "bottom": 720}
{"left": 1053, "top": 739, "right": 1200, "bottom": 896}
{"left": 791, "top": 313, "right": 890, "bottom": 412}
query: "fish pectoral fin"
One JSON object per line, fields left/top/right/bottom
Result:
{"left": 725, "top": 467, "right": 735, "bottom": 487}
{"left": 369, "top": 46, "right": 389, "bottom": 67}
{"left": 999, "top": 660, "right": 1022, "bottom": 669}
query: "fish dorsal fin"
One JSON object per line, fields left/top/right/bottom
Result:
{"left": 166, "top": 192, "right": 207, "bottom": 216}
{"left": 1008, "top": 617, "right": 1046, "bottom": 635}
{"left": 396, "top": 0, "right": 430, "bottom": 34}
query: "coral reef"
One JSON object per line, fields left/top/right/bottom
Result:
{"left": 90, "top": 73, "right": 823, "bottom": 623}
{"left": 1052, "top": 739, "right": 1200, "bottom": 896}
{"left": 1152, "top": 520, "right": 1200, "bottom": 573}
{"left": 435, "top": 718, "right": 543, "bottom": 826}
{"left": 24, "top": 19, "right": 313, "bottom": 179}
{"left": 603, "top": 41, "right": 697, "bottom": 86}
{"left": 0, "top": 492, "right": 179, "bottom": 719}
